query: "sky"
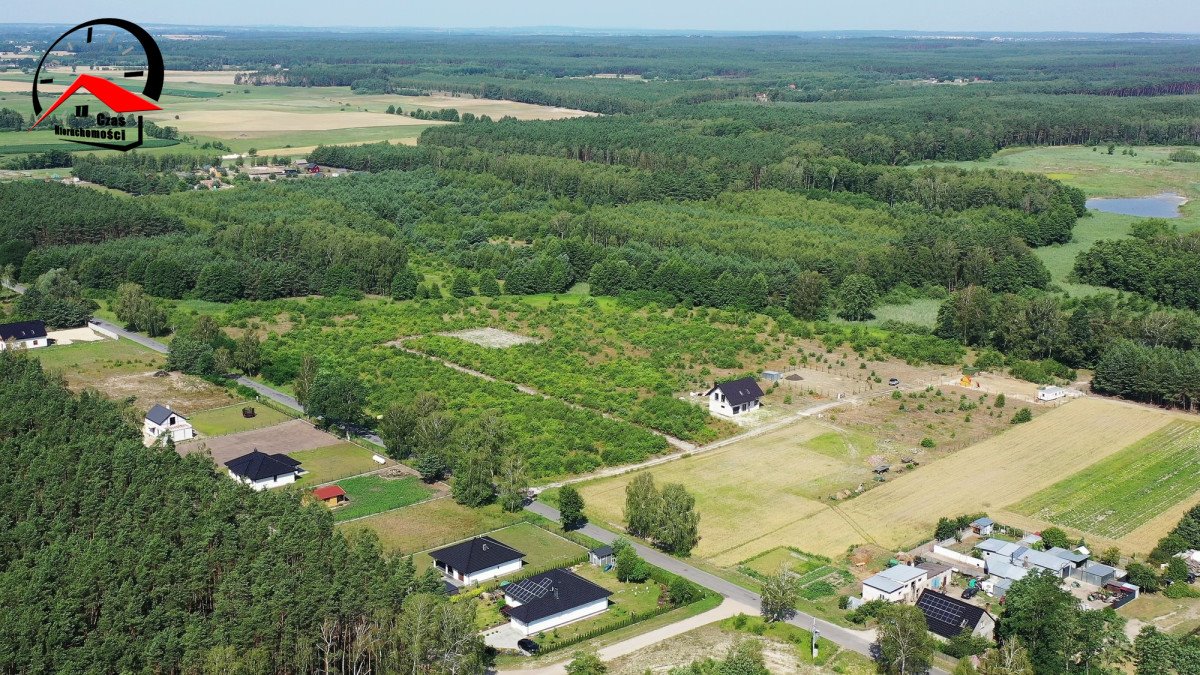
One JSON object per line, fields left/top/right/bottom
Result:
{"left": 5, "top": 0, "right": 1199, "bottom": 34}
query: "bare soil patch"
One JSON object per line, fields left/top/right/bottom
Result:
{"left": 439, "top": 327, "right": 542, "bottom": 348}
{"left": 177, "top": 418, "right": 342, "bottom": 465}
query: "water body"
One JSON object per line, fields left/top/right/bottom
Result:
{"left": 1085, "top": 192, "right": 1187, "bottom": 218}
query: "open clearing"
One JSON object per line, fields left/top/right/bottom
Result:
{"left": 145, "top": 109, "right": 443, "bottom": 137}
{"left": 33, "top": 339, "right": 234, "bottom": 413}
{"left": 177, "top": 418, "right": 341, "bottom": 465}
{"left": 1013, "top": 421, "right": 1200, "bottom": 539}
{"left": 329, "top": 474, "right": 435, "bottom": 522}
{"left": 440, "top": 327, "right": 541, "bottom": 348}
{"left": 290, "top": 442, "right": 388, "bottom": 487}
{"left": 187, "top": 402, "right": 293, "bottom": 437}
{"left": 579, "top": 397, "right": 1180, "bottom": 565}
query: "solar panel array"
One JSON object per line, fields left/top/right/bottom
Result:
{"left": 918, "top": 594, "right": 968, "bottom": 630}
{"left": 506, "top": 576, "right": 554, "bottom": 604}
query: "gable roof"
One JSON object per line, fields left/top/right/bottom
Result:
{"left": 313, "top": 485, "right": 347, "bottom": 500}
{"left": 976, "top": 538, "right": 1020, "bottom": 557}
{"left": 916, "top": 590, "right": 993, "bottom": 639}
{"left": 591, "top": 545, "right": 614, "bottom": 558}
{"left": 1017, "top": 548, "right": 1074, "bottom": 572}
{"left": 429, "top": 535, "right": 524, "bottom": 575}
{"left": 1046, "top": 547, "right": 1089, "bottom": 565}
{"left": 225, "top": 450, "right": 302, "bottom": 481}
{"left": 971, "top": 517, "right": 994, "bottom": 528}
{"left": 145, "top": 404, "right": 186, "bottom": 425}
{"left": 504, "top": 568, "right": 612, "bottom": 624}
{"left": 704, "top": 377, "right": 764, "bottom": 406}
{"left": 0, "top": 320, "right": 47, "bottom": 341}
{"left": 863, "top": 564, "right": 926, "bottom": 594}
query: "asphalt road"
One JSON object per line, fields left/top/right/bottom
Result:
{"left": 524, "top": 501, "right": 883, "bottom": 664}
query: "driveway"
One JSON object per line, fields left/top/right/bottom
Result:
{"left": 485, "top": 623, "right": 525, "bottom": 651}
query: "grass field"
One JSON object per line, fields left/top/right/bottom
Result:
{"left": 413, "top": 522, "right": 586, "bottom": 572}
{"left": 329, "top": 475, "right": 435, "bottom": 522}
{"left": 187, "top": 402, "right": 292, "bottom": 436}
{"left": 1013, "top": 421, "right": 1200, "bottom": 539}
{"left": 33, "top": 338, "right": 235, "bottom": 412}
{"left": 340, "top": 499, "right": 527, "bottom": 554}
{"left": 290, "top": 442, "right": 385, "bottom": 487}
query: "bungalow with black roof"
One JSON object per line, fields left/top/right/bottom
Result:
{"left": 915, "top": 589, "right": 996, "bottom": 641}
{"left": 429, "top": 535, "right": 524, "bottom": 585}
{"left": 705, "top": 376, "right": 764, "bottom": 417}
{"left": 502, "top": 568, "right": 612, "bottom": 635}
{"left": 225, "top": 449, "right": 304, "bottom": 490}
{"left": 0, "top": 320, "right": 48, "bottom": 351}
{"left": 142, "top": 404, "right": 195, "bottom": 446}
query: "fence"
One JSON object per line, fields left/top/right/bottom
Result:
{"left": 932, "top": 545, "right": 987, "bottom": 571}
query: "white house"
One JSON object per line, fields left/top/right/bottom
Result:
{"left": 225, "top": 449, "right": 305, "bottom": 490}
{"left": 969, "top": 516, "right": 995, "bottom": 537}
{"left": 705, "top": 377, "right": 764, "bottom": 417}
{"left": 142, "top": 404, "right": 195, "bottom": 446}
{"left": 916, "top": 590, "right": 996, "bottom": 641}
{"left": 503, "top": 568, "right": 612, "bottom": 635}
{"left": 428, "top": 536, "right": 524, "bottom": 585}
{"left": 862, "top": 564, "right": 929, "bottom": 604}
{"left": 0, "top": 320, "right": 48, "bottom": 351}
{"left": 1038, "top": 386, "right": 1068, "bottom": 402}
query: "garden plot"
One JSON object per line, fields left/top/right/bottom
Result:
{"left": 1013, "top": 421, "right": 1200, "bottom": 539}
{"left": 439, "top": 327, "right": 542, "bottom": 348}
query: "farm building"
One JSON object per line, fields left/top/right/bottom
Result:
{"left": 589, "top": 546, "right": 615, "bottom": 568}
{"left": 225, "top": 450, "right": 305, "bottom": 490}
{"left": 1038, "top": 386, "right": 1068, "bottom": 401}
{"left": 978, "top": 539, "right": 1073, "bottom": 578}
{"left": 502, "top": 568, "right": 612, "bottom": 635}
{"left": 969, "top": 517, "right": 994, "bottom": 536}
{"left": 0, "top": 320, "right": 48, "bottom": 351}
{"left": 915, "top": 590, "right": 996, "bottom": 640}
{"left": 705, "top": 377, "right": 764, "bottom": 417}
{"left": 313, "top": 485, "right": 348, "bottom": 507}
{"left": 1073, "top": 561, "right": 1120, "bottom": 587}
{"left": 1046, "top": 547, "right": 1090, "bottom": 568}
{"left": 142, "top": 404, "right": 195, "bottom": 446}
{"left": 429, "top": 535, "right": 524, "bottom": 585}
{"left": 861, "top": 563, "right": 929, "bottom": 604}
{"left": 917, "top": 562, "right": 953, "bottom": 592}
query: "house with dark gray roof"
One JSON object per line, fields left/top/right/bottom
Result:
{"left": 705, "top": 377, "right": 764, "bottom": 417}
{"left": 502, "top": 568, "right": 611, "bottom": 635}
{"left": 142, "top": 404, "right": 194, "bottom": 446}
{"left": 915, "top": 590, "right": 995, "bottom": 640}
{"left": 0, "top": 320, "right": 47, "bottom": 351}
{"left": 429, "top": 535, "right": 524, "bottom": 585}
{"left": 225, "top": 449, "right": 304, "bottom": 490}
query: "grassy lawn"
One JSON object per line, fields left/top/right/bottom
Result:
{"left": 330, "top": 475, "right": 435, "bottom": 522}
{"left": 1118, "top": 593, "right": 1200, "bottom": 636}
{"left": 188, "top": 403, "right": 293, "bottom": 437}
{"left": 290, "top": 442, "right": 385, "bottom": 487}
{"left": 35, "top": 337, "right": 163, "bottom": 375}
{"left": 833, "top": 298, "right": 942, "bottom": 328}
{"left": 1012, "top": 421, "right": 1200, "bottom": 539}
{"left": 740, "top": 547, "right": 828, "bottom": 578}
{"left": 339, "top": 500, "right": 529, "bottom": 555}
{"left": 413, "top": 521, "right": 586, "bottom": 573}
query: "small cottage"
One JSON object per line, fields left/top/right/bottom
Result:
{"left": 1037, "top": 386, "right": 1068, "bottom": 402}
{"left": 0, "top": 320, "right": 48, "bottom": 351}
{"left": 969, "top": 517, "right": 995, "bottom": 536}
{"left": 589, "top": 546, "right": 615, "bottom": 568}
{"left": 429, "top": 536, "right": 524, "bottom": 585}
{"left": 225, "top": 450, "right": 305, "bottom": 490}
{"left": 313, "top": 484, "right": 348, "bottom": 507}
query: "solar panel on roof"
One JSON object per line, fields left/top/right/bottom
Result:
{"left": 507, "top": 576, "right": 554, "bottom": 604}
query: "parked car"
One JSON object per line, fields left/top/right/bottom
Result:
{"left": 517, "top": 639, "right": 540, "bottom": 655}
{"left": 888, "top": 377, "right": 900, "bottom": 386}
{"left": 961, "top": 587, "right": 979, "bottom": 600}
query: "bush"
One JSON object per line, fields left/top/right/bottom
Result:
{"left": 1169, "top": 148, "right": 1200, "bottom": 163}
{"left": 1010, "top": 407, "right": 1033, "bottom": 424}
{"left": 942, "top": 631, "right": 992, "bottom": 658}
{"left": 847, "top": 599, "right": 888, "bottom": 624}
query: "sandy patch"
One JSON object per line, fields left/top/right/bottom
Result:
{"left": 177, "top": 418, "right": 342, "bottom": 465}
{"left": 439, "top": 327, "right": 542, "bottom": 348}
{"left": 47, "top": 326, "right": 108, "bottom": 345}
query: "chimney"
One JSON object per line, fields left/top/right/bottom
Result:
{"left": 553, "top": 587, "right": 559, "bottom": 599}
{"left": 482, "top": 543, "right": 489, "bottom": 551}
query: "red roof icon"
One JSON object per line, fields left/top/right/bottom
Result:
{"left": 31, "top": 73, "right": 161, "bottom": 129}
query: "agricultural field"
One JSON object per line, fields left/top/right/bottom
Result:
{"left": 326, "top": 473, "right": 436, "bottom": 522}
{"left": 1013, "top": 421, "right": 1200, "bottom": 539}
{"left": 186, "top": 401, "right": 293, "bottom": 436}
{"left": 31, "top": 338, "right": 235, "bottom": 412}
{"left": 577, "top": 396, "right": 1181, "bottom": 566}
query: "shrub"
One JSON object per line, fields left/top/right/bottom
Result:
{"left": 1010, "top": 408, "right": 1032, "bottom": 424}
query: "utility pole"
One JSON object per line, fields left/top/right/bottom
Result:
{"left": 812, "top": 617, "right": 820, "bottom": 661}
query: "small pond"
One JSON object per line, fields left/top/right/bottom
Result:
{"left": 1085, "top": 192, "right": 1187, "bottom": 218}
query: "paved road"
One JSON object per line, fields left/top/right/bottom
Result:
{"left": 524, "top": 501, "right": 880, "bottom": 663}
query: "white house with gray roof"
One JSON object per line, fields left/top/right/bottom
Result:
{"left": 861, "top": 564, "right": 929, "bottom": 604}
{"left": 142, "top": 404, "right": 195, "bottom": 446}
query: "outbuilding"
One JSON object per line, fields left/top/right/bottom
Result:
{"left": 313, "top": 485, "right": 348, "bottom": 507}
{"left": 429, "top": 536, "right": 524, "bottom": 585}
{"left": 589, "top": 546, "right": 615, "bottom": 568}
{"left": 1038, "top": 386, "right": 1068, "bottom": 402}
{"left": 969, "top": 517, "right": 995, "bottom": 536}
